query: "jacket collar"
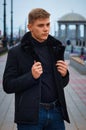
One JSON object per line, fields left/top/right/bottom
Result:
{"left": 21, "top": 31, "right": 32, "bottom": 49}
{"left": 21, "top": 31, "right": 62, "bottom": 49}
{"left": 20, "top": 31, "right": 65, "bottom": 62}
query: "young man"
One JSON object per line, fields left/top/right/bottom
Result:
{"left": 3, "top": 8, "right": 70, "bottom": 130}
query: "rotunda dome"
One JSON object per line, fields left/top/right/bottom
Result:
{"left": 59, "top": 12, "right": 86, "bottom": 21}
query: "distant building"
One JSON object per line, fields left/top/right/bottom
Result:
{"left": 56, "top": 12, "right": 86, "bottom": 47}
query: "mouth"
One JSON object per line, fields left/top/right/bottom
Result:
{"left": 42, "top": 33, "right": 48, "bottom": 36}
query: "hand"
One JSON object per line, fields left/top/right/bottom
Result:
{"left": 31, "top": 61, "right": 43, "bottom": 79}
{"left": 56, "top": 60, "right": 68, "bottom": 77}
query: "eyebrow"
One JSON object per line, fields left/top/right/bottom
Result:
{"left": 37, "top": 22, "right": 50, "bottom": 26}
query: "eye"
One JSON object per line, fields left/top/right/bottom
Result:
{"left": 47, "top": 23, "right": 50, "bottom": 27}
{"left": 38, "top": 24, "right": 44, "bottom": 27}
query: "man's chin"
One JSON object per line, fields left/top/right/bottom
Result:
{"left": 42, "top": 36, "right": 48, "bottom": 40}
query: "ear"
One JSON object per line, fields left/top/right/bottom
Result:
{"left": 27, "top": 24, "right": 32, "bottom": 31}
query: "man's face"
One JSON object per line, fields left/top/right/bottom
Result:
{"left": 28, "top": 18, "right": 50, "bottom": 42}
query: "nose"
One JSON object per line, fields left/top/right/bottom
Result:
{"left": 43, "top": 25, "right": 49, "bottom": 31}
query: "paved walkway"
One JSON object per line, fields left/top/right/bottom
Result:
{"left": 0, "top": 53, "right": 86, "bottom": 130}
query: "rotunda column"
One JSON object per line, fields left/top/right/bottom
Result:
{"left": 84, "top": 24, "right": 86, "bottom": 47}
{"left": 75, "top": 24, "right": 79, "bottom": 45}
{"left": 84, "top": 24, "right": 86, "bottom": 40}
{"left": 65, "top": 24, "right": 69, "bottom": 40}
{"left": 58, "top": 23, "right": 61, "bottom": 38}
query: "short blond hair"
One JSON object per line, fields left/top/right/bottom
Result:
{"left": 28, "top": 8, "right": 50, "bottom": 23}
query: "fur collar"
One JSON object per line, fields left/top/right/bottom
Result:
{"left": 21, "top": 31, "right": 62, "bottom": 49}
{"left": 20, "top": 31, "right": 65, "bottom": 61}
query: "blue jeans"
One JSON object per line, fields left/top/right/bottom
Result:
{"left": 17, "top": 106, "right": 65, "bottom": 130}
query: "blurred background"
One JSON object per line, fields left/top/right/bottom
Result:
{"left": 0, "top": 0, "right": 86, "bottom": 49}
{"left": 0, "top": 1, "right": 86, "bottom": 130}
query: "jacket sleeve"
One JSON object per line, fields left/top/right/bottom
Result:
{"left": 3, "top": 49, "right": 39, "bottom": 94}
{"left": 62, "top": 70, "right": 70, "bottom": 87}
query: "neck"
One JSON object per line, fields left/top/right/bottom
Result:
{"left": 31, "top": 34, "right": 46, "bottom": 43}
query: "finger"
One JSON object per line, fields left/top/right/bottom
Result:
{"left": 56, "top": 60, "right": 68, "bottom": 64}
{"left": 56, "top": 64, "right": 67, "bottom": 69}
{"left": 34, "top": 62, "right": 42, "bottom": 66}
{"left": 57, "top": 66, "right": 67, "bottom": 72}
{"left": 56, "top": 60, "right": 64, "bottom": 62}
{"left": 58, "top": 69, "right": 64, "bottom": 76}
{"left": 35, "top": 67, "right": 43, "bottom": 72}
{"left": 56, "top": 62, "right": 67, "bottom": 68}
{"left": 57, "top": 61, "right": 68, "bottom": 67}
{"left": 35, "top": 68, "right": 43, "bottom": 73}
{"left": 58, "top": 69, "right": 63, "bottom": 73}
{"left": 57, "top": 61, "right": 67, "bottom": 65}
{"left": 38, "top": 69, "right": 43, "bottom": 74}
{"left": 35, "top": 68, "right": 43, "bottom": 76}
{"left": 34, "top": 65, "right": 43, "bottom": 70}
{"left": 58, "top": 67, "right": 67, "bottom": 76}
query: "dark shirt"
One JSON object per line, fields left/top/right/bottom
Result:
{"left": 32, "top": 37, "right": 58, "bottom": 103}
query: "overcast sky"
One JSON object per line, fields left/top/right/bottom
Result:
{"left": 0, "top": 0, "right": 86, "bottom": 35}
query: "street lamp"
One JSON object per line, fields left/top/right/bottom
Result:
{"left": 10, "top": 0, "right": 13, "bottom": 46}
{"left": 3, "top": 0, "right": 7, "bottom": 47}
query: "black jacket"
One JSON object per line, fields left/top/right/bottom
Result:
{"left": 3, "top": 32, "right": 70, "bottom": 124}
